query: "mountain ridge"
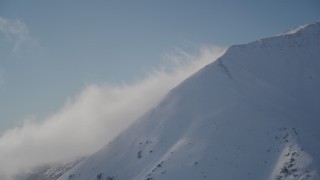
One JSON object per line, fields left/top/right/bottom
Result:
{"left": 57, "top": 22, "right": 320, "bottom": 180}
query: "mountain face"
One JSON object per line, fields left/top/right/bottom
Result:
{"left": 58, "top": 23, "right": 320, "bottom": 180}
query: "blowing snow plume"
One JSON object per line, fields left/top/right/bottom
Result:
{"left": 0, "top": 47, "right": 225, "bottom": 180}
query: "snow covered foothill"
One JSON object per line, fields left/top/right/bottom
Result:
{"left": 58, "top": 23, "right": 320, "bottom": 180}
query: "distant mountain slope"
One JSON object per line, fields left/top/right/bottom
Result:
{"left": 15, "top": 158, "right": 83, "bottom": 180}
{"left": 58, "top": 23, "right": 320, "bottom": 180}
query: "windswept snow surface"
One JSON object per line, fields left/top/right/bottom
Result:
{"left": 59, "top": 23, "right": 320, "bottom": 180}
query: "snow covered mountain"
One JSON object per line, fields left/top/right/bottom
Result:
{"left": 58, "top": 23, "right": 320, "bottom": 180}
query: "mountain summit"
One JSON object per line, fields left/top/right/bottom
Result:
{"left": 59, "top": 23, "right": 320, "bottom": 180}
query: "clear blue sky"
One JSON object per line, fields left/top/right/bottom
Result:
{"left": 0, "top": 0, "right": 319, "bottom": 132}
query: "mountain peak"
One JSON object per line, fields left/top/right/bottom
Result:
{"left": 58, "top": 24, "right": 320, "bottom": 180}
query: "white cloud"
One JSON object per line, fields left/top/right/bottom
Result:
{"left": 0, "top": 46, "right": 225, "bottom": 180}
{"left": 0, "top": 17, "right": 38, "bottom": 55}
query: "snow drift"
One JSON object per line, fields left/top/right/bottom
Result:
{"left": 0, "top": 47, "right": 225, "bottom": 180}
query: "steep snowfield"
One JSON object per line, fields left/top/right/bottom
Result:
{"left": 58, "top": 23, "right": 320, "bottom": 180}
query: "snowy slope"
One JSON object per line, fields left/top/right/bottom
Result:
{"left": 15, "top": 158, "right": 83, "bottom": 180}
{"left": 58, "top": 23, "right": 320, "bottom": 180}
